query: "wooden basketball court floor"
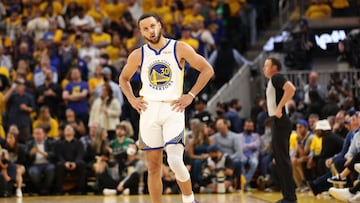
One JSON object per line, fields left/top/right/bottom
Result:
{"left": 0, "top": 191, "right": 344, "bottom": 203}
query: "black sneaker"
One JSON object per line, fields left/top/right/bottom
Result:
{"left": 327, "top": 174, "right": 346, "bottom": 184}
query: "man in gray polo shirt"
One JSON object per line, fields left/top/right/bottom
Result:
{"left": 211, "top": 118, "right": 243, "bottom": 190}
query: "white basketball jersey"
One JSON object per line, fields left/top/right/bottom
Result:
{"left": 139, "top": 39, "right": 184, "bottom": 101}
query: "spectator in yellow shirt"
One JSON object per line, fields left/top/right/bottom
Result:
{"left": 88, "top": 65, "right": 104, "bottom": 102}
{"left": 64, "top": 0, "right": 91, "bottom": 11}
{"left": 40, "top": 0, "right": 63, "bottom": 16}
{"left": 182, "top": 2, "right": 205, "bottom": 26}
{"left": 0, "top": 92, "right": 5, "bottom": 139}
{"left": 125, "top": 27, "right": 144, "bottom": 52}
{"left": 331, "top": 0, "right": 350, "bottom": 17}
{"left": 87, "top": 0, "right": 109, "bottom": 24}
{"left": 179, "top": 26, "right": 199, "bottom": 51}
{"left": 307, "top": 133, "right": 322, "bottom": 168}
{"left": 0, "top": 29, "right": 12, "bottom": 55}
{"left": 106, "top": 34, "right": 122, "bottom": 63}
{"left": 91, "top": 24, "right": 111, "bottom": 48}
{"left": 33, "top": 39, "right": 48, "bottom": 65}
{"left": 103, "top": 0, "right": 128, "bottom": 23}
{"left": 305, "top": 0, "right": 332, "bottom": 19}
{"left": 150, "top": 0, "right": 173, "bottom": 32}
{"left": 22, "top": 4, "right": 37, "bottom": 20}
{"left": 33, "top": 106, "right": 59, "bottom": 139}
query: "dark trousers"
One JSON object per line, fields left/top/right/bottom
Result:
{"left": 55, "top": 161, "right": 87, "bottom": 193}
{"left": 28, "top": 163, "right": 55, "bottom": 193}
{"left": 309, "top": 171, "right": 332, "bottom": 195}
{"left": 260, "top": 153, "right": 272, "bottom": 176}
{"left": 190, "top": 159, "right": 203, "bottom": 185}
{"left": 0, "top": 175, "right": 14, "bottom": 197}
{"left": 309, "top": 157, "right": 346, "bottom": 195}
{"left": 97, "top": 172, "right": 140, "bottom": 195}
{"left": 271, "top": 116, "right": 297, "bottom": 201}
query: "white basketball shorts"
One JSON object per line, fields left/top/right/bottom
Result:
{"left": 138, "top": 99, "right": 185, "bottom": 150}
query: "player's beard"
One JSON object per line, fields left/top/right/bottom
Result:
{"left": 145, "top": 28, "right": 161, "bottom": 44}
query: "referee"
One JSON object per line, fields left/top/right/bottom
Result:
{"left": 263, "top": 57, "right": 297, "bottom": 203}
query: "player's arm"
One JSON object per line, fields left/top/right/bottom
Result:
{"left": 119, "top": 48, "right": 141, "bottom": 103}
{"left": 177, "top": 41, "right": 214, "bottom": 97}
{"left": 276, "top": 81, "right": 296, "bottom": 117}
{"left": 119, "top": 48, "right": 147, "bottom": 113}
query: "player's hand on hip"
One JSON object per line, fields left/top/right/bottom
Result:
{"left": 131, "top": 97, "right": 148, "bottom": 114}
{"left": 171, "top": 94, "right": 193, "bottom": 112}
{"left": 275, "top": 108, "right": 282, "bottom": 118}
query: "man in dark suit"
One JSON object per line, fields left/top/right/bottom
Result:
{"left": 54, "top": 124, "right": 86, "bottom": 195}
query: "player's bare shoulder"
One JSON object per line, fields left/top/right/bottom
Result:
{"left": 127, "top": 47, "right": 142, "bottom": 65}
{"left": 175, "top": 40, "right": 197, "bottom": 59}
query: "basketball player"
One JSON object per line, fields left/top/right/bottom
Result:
{"left": 263, "top": 57, "right": 297, "bottom": 203}
{"left": 119, "top": 13, "right": 214, "bottom": 203}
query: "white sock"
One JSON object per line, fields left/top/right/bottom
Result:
{"left": 182, "top": 192, "right": 195, "bottom": 203}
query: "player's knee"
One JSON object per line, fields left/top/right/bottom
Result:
{"left": 167, "top": 154, "right": 182, "bottom": 170}
{"left": 167, "top": 154, "right": 190, "bottom": 182}
{"left": 147, "top": 161, "right": 162, "bottom": 175}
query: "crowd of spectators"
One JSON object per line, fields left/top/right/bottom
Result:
{"left": 1, "top": 0, "right": 360, "bottom": 201}
{"left": 0, "top": 0, "right": 280, "bottom": 198}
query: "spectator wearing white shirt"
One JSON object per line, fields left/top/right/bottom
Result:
{"left": 191, "top": 20, "right": 216, "bottom": 59}
{"left": 70, "top": 6, "right": 96, "bottom": 33}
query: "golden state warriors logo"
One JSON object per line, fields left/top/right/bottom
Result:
{"left": 148, "top": 60, "right": 173, "bottom": 90}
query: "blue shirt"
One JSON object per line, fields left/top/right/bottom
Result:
{"left": 333, "top": 130, "right": 355, "bottom": 162}
{"left": 241, "top": 132, "right": 260, "bottom": 159}
{"left": 64, "top": 81, "right": 89, "bottom": 115}
{"left": 224, "top": 110, "right": 244, "bottom": 133}
{"left": 7, "top": 92, "right": 35, "bottom": 127}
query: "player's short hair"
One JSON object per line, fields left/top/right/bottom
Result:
{"left": 138, "top": 13, "right": 161, "bottom": 26}
{"left": 267, "top": 57, "right": 282, "bottom": 71}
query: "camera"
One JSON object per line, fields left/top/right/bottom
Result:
{"left": 1, "top": 151, "right": 9, "bottom": 165}
{"left": 339, "top": 29, "right": 360, "bottom": 68}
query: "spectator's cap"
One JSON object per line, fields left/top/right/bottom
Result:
{"left": 315, "top": 120, "right": 331, "bottom": 131}
{"left": 101, "top": 67, "right": 112, "bottom": 75}
{"left": 207, "top": 144, "right": 220, "bottom": 153}
{"left": 182, "top": 25, "right": 192, "bottom": 31}
{"left": 348, "top": 109, "right": 356, "bottom": 116}
{"left": 15, "top": 78, "right": 26, "bottom": 85}
{"left": 297, "top": 119, "right": 309, "bottom": 128}
{"left": 348, "top": 110, "right": 360, "bottom": 117}
{"left": 299, "top": 18, "right": 308, "bottom": 27}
